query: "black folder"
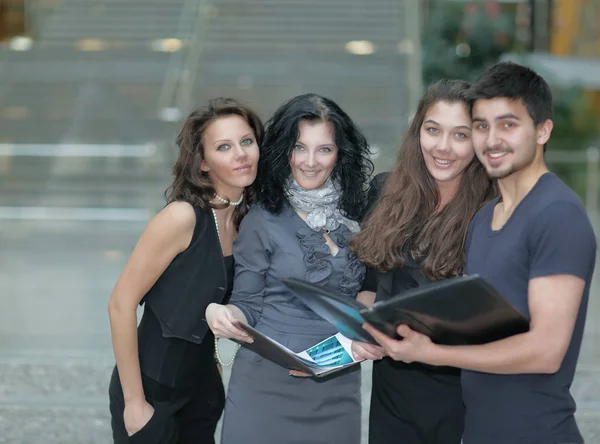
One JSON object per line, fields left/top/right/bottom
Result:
{"left": 233, "top": 322, "right": 359, "bottom": 377}
{"left": 283, "top": 275, "right": 530, "bottom": 346}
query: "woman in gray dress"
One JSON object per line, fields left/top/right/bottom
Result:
{"left": 206, "top": 93, "right": 382, "bottom": 444}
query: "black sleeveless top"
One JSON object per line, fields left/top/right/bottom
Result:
{"left": 141, "top": 207, "right": 228, "bottom": 344}
{"left": 137, "top": 205, "right": 235, "bottom": 388}
{"left": 138, "top": 255, "right": 234, "bottom": 388}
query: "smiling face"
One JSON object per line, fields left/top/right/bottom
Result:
{"left": 471, "top": 97, "right": 552, "bottom": 180}
{"left": 419, "top": 101, "right": 475, "bottom": 187}
{"left": 200, "top": 114, "right": 260, "bottom": 197}
{"left": 290, "top": 119, "right": 338, "bottom": 190}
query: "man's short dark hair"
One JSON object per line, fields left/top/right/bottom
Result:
{"left": 469, "top": 62, "right": 553, "bottom": 126}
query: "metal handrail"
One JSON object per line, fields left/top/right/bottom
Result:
{"left": 173, "top": 0, "right": 214, "bottom": 116}
{"left": 23, "top": 0, "right": 52, "bottom": 40}
{"left": 156, "top": 0, "right": 203, "bottom": 114}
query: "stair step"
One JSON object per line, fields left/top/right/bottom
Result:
{"left": 37, "top": 0, "right": 187, "bottom": 46}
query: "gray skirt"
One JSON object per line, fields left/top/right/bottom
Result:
{"left": 220, "top": 325, "right": 362, "bottom": 444}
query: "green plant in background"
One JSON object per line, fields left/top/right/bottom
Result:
{"left": 421, "top": 0, "right": 600, "bottom": 199}
{"left": 422, "top": 1, "right": 516, "bottom": 85}
{"left": 549, "top": 86, "right": 600, "bottom": 198}
{"left": 552, "top": 88, "right": 598, "bottom": 148}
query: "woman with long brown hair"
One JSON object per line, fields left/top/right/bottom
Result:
{"left": 107, "top": 98, "right": 263, "bottom": 444}
{"left": 350, "top": 79, "right": 496, "bottom": 444}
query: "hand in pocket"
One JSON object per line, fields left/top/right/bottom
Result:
{"left": 124, "top": 399, "right": 155, "bottom": 437}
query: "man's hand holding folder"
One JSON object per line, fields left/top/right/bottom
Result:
{"left": 363, "top": 323, "right": 430, "bottom": 364}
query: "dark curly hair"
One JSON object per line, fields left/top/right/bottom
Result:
{"left": 257, "top": 93, "right": 373, "bottom": 221}
{"left": 164, "top": 97, "right": 264, "bottom": 228}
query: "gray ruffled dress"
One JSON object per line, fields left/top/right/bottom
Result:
{"left": 220, "top": 204, "right": 365, "bottom": 444}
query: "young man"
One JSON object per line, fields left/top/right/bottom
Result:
{"left": 364, "top": 62, "right": 597, "bottom": 443}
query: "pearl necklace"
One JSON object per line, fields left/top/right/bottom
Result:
{"left": 211, "top": 207, "right": 241, "bottom": 367}
{"left": 214, "top": 193, "right": 243, "bottom": 206}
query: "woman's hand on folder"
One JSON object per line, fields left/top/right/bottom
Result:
{"left": 206, "top": 303, "right": 254, "bottom": 343}
{"left": 351, "top": 341, "right": 385, "bottom": 361}
{"left": 363, "top": 323, "right": 434, "bottom": 364}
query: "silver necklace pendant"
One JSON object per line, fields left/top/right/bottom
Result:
{"left": 214, "top": 193, "right": 243, "bottom": 206}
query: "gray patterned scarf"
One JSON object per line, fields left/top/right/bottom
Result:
{"left": 286, "top": 177, "right": 360, "bottom": 233}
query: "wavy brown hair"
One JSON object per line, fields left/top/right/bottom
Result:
{"left": 350, "top": 79, "right": 496, "bottom": 280}
{"left": 164, "top": 97, "right": 264, "bottom": 228}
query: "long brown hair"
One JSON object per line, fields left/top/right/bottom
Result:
{"left": 350, "top": 79, "right": 496, "bottom": 280}
{"left": 164, "top": 97, "right": 264, "bottom": 228}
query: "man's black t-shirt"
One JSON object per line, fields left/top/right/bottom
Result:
{"left": 463, "top": 173, "right": 596, "bottom": 444}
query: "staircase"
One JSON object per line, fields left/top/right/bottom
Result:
{"left": 0, "top": 0, "right": 192, "bottom": 224}
{"left": 36, "top": 0, "right": 188, "bottom": 49}
{"left": 0, "top": 0, "right": 192, "bottom": 145}
{"left": 206, "top": 0, "right": 403, "bottom": 51}
{"left": 183, "top": 0, "right": 410, "bottom": 163}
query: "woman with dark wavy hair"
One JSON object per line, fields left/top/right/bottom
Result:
{"left": 107, "top": 98, "right": 262, "bottom": 444}
{"left": 350, "top": 80, "right": 496, "bottom": 444}
{"left": 206, "top": 93, "right": 380, "bottom": 443}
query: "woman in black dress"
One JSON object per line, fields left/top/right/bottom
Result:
{"left": 107, "top": 98, "right": 263, "bottom": 444}
{"left": 351, "top": 80, "right": 496, "bottom": 444}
